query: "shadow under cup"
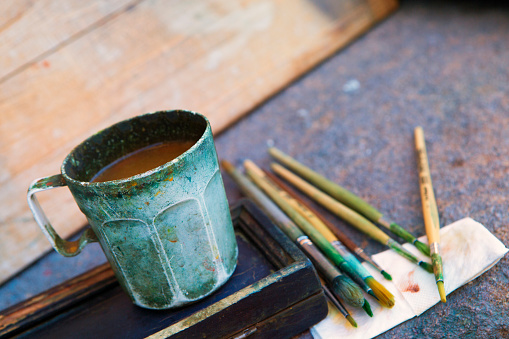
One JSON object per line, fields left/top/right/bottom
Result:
{"left": 59, "top": 110, "right": 238, "bottom": 309}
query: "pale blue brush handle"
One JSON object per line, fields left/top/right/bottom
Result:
{"left": 332, "top": 240, "right": 372, "bottom": 280}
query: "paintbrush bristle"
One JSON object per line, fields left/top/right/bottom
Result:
{"left": 365, "top": 277, "right": 395, "bottom": 308}
{"left": 420, "top": 261, "right": 434, "bottom": 273}
{"left": 346, "top": 315, "right": 358, "bottom": 328}
{"left": 437, "top": 281, "right": 447, "bottom": 303}
{"left": 362, "top": 299, "right": 373, "bottom": 317}
{"left": 331, "top": 275, "right": 365, "bottom": 308}
{"left": 414, "top": 240, "right": 431, "bottom": 256}
{"left": 381, "top": 270, "right": 393, "bottom": 281}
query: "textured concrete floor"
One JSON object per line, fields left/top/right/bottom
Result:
{"left": 2, "top": 1, "right": 508, "bottom": 338}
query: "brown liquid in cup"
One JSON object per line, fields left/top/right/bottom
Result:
{"left": 91, "top": 140, "right": 196, "bottom": 183}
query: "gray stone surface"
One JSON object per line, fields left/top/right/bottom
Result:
{"left": 217, "top": 1, "right": 509, "bottom": 337}
{"left": 1, "top": 1, "right": 508, "bottom": 337}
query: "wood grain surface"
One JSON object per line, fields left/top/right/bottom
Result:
{"left": 0, "top": 0, "right": 397, "bottom": 284}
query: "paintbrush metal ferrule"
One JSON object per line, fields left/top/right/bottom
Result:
{"left": 242, "top": 160, "right": 366, "bottom": 308}
{"left": 223, "top": 160, "right": 367, "bottom": 308}
{"left": 263, "top": 169, "right": 390, "bottom": 304}
{"left": 224, "top": 161, "right": 366, "bottom": 308}
{"left": 298, "top": 235, "right": 338, "bottom": 283}
{"left": 263, "top": 170, "right": 377, "bottom": 298}
{"left": 263, "top": 169, "right": 394, "bottom": 281}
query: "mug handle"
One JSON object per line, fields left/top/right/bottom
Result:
{"left": 27, "top": 174, "right": 98, "bottom": 257}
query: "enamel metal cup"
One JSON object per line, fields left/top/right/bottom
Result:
{"left": 27, "top": 110, "right": 238, "bottom": 309}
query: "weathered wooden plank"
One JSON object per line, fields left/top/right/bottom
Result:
{"left": 0, "top": 0, "right": 136, "bottom": 81}
{"left": 0, "top": 0, "right": 398, "bottom": 284}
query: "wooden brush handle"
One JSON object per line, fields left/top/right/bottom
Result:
{"left": 263, "top": 170, "right": 362, "bottom": 253}
{"left": 271, "top": 163, "right": 391, "bottom": 245}
{"left": 268, "top": 147, "right": 383, "bottom": 222}
{"left": 414, "top": 127, "right": 441, "bottom": 244}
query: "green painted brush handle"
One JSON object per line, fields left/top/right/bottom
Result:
{"left": 265, "top": 170, "right": 389, "bottom": 275}
{"left": 223, "top": 161, "right": 361, "bottom": 298}
{"left": 430, "top": 243, "right": 444, "bottom": 282}
{"left": 431, "top": 253, "right": 444, "bottom": 282}
{"left": 378, "top": 218, "right": 431, "bottom": 257}
{"left": 332, "top": 241, "right": 372, "bottom": 281}
{"left": 268, "top": 147, "right": 383, "bottom": 222}
{"left": 386, "top": 239, "right": 419, "bottom": 264}
{"left": 378, "top": 217, "right": 416, "bottom": 243}
{"left": 271, "top": 163, "right": 391, "bottom": 245}
{"left": 390, "top": 223, "right": 419, "bottom": 244}
{"left": 245, "top": 163, "right": 371, "bottom": 293}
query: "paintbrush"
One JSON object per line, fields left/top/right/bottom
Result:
{"left": 414, "top": 127, "right": 446, "bottom": 303}
{"left": 268, "top": 147, "right": 430, "bottom": 257}
{"left": 221, "top": 160, "right": 369, "bottom": 312}
{"left": 243, "top": 160, "right": 375, "bottom": 295}
{"left": 271, "top": 162, "right": 433, "bottom": 273}
{"left": 301, "top": 235, "right": 372, "bottom": 318}
{"left": 262, "top": 169, "right": 395, "bottom": 308}
{"left": 320, "top": 277, "right": 358, "bottom": 327}
{"left": 265, "top": 169, "right": 392, "bottom": 281}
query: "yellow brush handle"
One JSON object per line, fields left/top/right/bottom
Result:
{"left": 414, "top": 127, "right": 441, "bottom": 244}
{"left": 271, "top": 163, "right": 391, "bottom": 245}
{"left": 272, "top": 181, "right": 338, "bottom": 243}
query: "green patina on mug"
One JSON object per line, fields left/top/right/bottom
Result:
{"left": 27, "top": 110, "right": 238, "bottom": 309}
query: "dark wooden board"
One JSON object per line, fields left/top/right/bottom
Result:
{"left": 0, "top": 200, "right": 328, "bottom": 338}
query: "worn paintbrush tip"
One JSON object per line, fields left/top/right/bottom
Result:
{"left": 420, "top": 261, "right": 434, "bottom": 273}
{"left": 381, "top": 270, "right": 393, "bottom": 281}
{"left": 346, "top": 315, "right": 358, "bottom": 328}
{"left": 437, "top": 281, "right": 447, "bottom": 303}
{"left": 332, "top": 275, "right": 365, "bottom": 309}
{"left": 362, "top": 299, "right": 373, "bottom": 317}
{"left": 365, "top": 277, "right": 395, "bottom": 308}
{"left": 414, "top": 240, "right": 431, "bottom": 257}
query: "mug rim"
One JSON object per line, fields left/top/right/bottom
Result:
{"left": 61, "top": 110, "right": 210, "bottom": 187}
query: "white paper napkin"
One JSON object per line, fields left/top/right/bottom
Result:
{"left": 311, "top": 218, "right": 508, "bottom": 339}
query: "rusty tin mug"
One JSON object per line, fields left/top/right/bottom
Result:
{"left": 27, "top": 110, "right": 238, "bottom": 309}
